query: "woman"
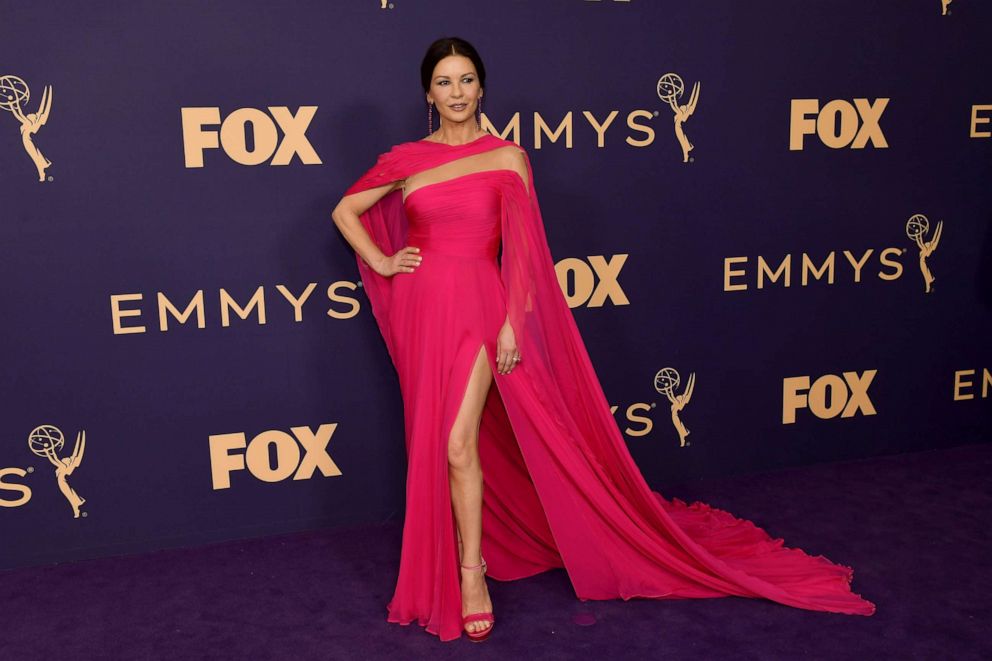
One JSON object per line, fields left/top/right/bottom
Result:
{"left": 332, "top": 37, "right": 875, "bottom": 643}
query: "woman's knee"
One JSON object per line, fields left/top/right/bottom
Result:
{"left": 448, "top": 430, "right": 479, "bottom": 470}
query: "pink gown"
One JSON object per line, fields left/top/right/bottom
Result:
{"left": 342, "top": 133, "right": 875, "bottom": 642}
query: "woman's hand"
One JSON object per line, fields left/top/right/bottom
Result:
{"left": 374, "top": 246, "right": 422, "bottom": 277}
{"left": 496, "top": 319, "right": 521, "bottom": 375}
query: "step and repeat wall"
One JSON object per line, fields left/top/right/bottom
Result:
{"left": 2, "top": 1, "right": 989, "bottom": 571}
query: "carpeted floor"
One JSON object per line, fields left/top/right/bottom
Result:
{"left": 2, "top": 443, "right": 989, "bottom": 660}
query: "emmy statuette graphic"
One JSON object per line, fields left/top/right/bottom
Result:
{"left": 657, "top": 73, "right": 700, "bottom": 163}
{"left": 654, "top": 367, "right": 695, "bottom": 447}
{"left": 906, "top": 214, "right": 942, "bottom": 294}
{"left": 0, "top": 74, "right": 53, "bottom": 182}
{"left": 28, "top": 425, "right": 87, "bottom": 518}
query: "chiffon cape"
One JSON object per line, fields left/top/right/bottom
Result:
{"left": 342, "top": 133, "right": 875, "bottom": 641}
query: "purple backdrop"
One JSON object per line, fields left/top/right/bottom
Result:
{"left": 1, "top": 0, "right": 989, "bottom": 570}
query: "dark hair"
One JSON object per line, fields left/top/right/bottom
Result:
{"left": 420, "top": 37, "right": 486, "bottom": 94}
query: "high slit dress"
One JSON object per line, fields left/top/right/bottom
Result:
{"left": 341, "top": 133, "right": 875, "bottom": 642}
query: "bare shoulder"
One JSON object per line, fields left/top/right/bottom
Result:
{"left": 492, "top": 143, "right": 529, "bottom": 192}
{"left": 492, "top": 139, "right": 527, "bottom": 158}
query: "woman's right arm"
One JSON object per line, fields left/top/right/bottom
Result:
{"left": 331, "top": 181, "right": 422, "bottom": 276}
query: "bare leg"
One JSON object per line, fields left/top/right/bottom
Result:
{"left": 448, "top": 343, "right": 494, "bottom": 635}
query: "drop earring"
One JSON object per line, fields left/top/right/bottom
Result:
{"left": 427, "top": 100, "right": 433, "bottom": 136}
{"left": 477, "top": 95, "right": 483, "bottom": 130}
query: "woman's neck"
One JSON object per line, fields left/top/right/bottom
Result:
{"left": 424, "top": 127, "right": 488, "bottom": 146}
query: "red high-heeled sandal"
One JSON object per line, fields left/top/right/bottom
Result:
{"left": 460, "top": 557, "right": 494, "bottom": 642}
